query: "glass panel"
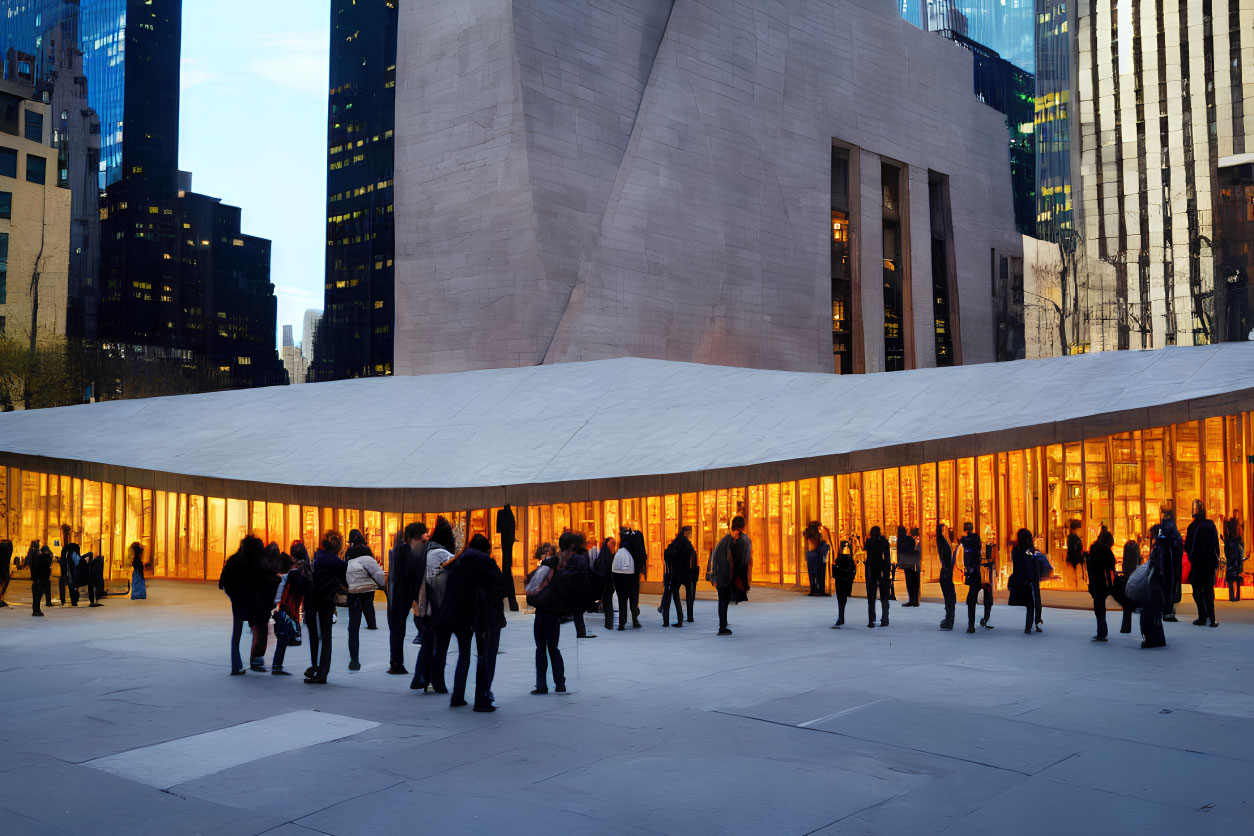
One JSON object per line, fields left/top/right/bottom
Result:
{"left": 288, "top": 505, "right": 301, "bottom": 551}
{"left": 883, "top": 468, "right": 900, "bottom": 540}
{"left": 645, "top": 496, "right": 663, "bottom": 578}
{"left": 977, "top": 455, "right": 996, "bottom": 548}
{"left": 664, "top": 495, "right": 679, "bottom": 546}
{"left": 207, "top": 497, "right": 226, "bottom": 581}
{"left": 111, "top": 484, "right": 125, "bottom": 578}
{"left": 820, "top": 476, "right": 836, "bottom": 533}
{"left": 747, "top": 485, "right": 766, "bottom": 583}
{"left": 1112, "top": 432, "right": 1142, "bottom": 546}
{"left": 365, "top": 510, "right": 383, "bottom": 566}
{"left": 82, "top": 481, "right": 102, "bottom": 557}
{"left": 841, "top": 472, "right": 864, "bottom": 544}
{"left": 1174, "top": 422, "right": 1201, "bottom": 522}
{"left": 267, "top": 502, "right": 284, "bottom": 546}
{"left": 20, "top": 470, "right": 39, "bottom": 546}
{"left": 384, "top": 513, "right": 401, "bottom": 566}
{"left": 186, "top": 495, "right": 204, "bottom": 580}
{"left": 767, "top": 482, "right": 782, "bottom": 579}
{"left": 1203, "top": 417, "right": 1226, "bottom": 519}
{"left": 45, "top": 472, "right": 59, "bottom": 551}
{"left": 781, "top": 481, "right": 797, "bottom": 585}
{"left": 957, "top": 458, "right": 976, "bottom": 533}
{"left": 920, "top": 463, "right": 938, "bottom": 577}
{"left": 864, "top": 470, "right": 883, "bottom": 534}
{"left": 302, "top": 506, "right": 319, "bottom": 552}
{"left": 602, "top": 500, "right": 620, "bottom": 545}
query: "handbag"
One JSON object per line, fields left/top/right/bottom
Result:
{"left": 1123, "top": 561, "right": 1153, "bottom": 606}
{"left": 1007, "top": 573, "right": 1033, "bottom": 607}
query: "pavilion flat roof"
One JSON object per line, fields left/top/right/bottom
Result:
{"left": 1, "top": 345, "right": 1252, "bottom": 505}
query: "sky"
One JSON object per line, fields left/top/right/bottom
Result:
{"left": 178, "top": 0, "right": 330, "bottom": 348}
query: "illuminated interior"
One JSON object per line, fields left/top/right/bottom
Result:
{"left": 1, "top": 413, "right": 1249, "bottom": 598}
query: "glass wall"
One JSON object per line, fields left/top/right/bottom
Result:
{"left": 0, "top": 412, "right": 1250, "bottom": 597}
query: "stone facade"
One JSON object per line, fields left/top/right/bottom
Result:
{"left": 394, "top": 0, "right": 1022, "bottom": 375}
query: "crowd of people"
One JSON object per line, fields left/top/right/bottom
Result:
{"left": 1, "top": 524, "right": 148, "bottom": 614}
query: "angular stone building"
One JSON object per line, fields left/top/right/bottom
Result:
{"left": 394, "top": 0, "right": 1023, "bottom": 376}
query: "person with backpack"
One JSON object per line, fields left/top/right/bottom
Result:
{"left": 220, "top": 536, "right": 263, "bottom": 674}
{"left": 956, "top": 522, "right": 986, "bottom": 632}
{"left": 611, "top": 532, "right": 642, "bottom": 630}
{"left": 935, "top": 524, "right": 956, "bottom": 630}
{"left": 594, "top": 536, "right": 617, "bottom": 630}
{"left": 1087, "top": 527, "right": 1116, "bottom": 641}
{"left": 417, "top": 517, "right": 458, "bottom": 694}
{"left": 434, "top": 532, "right": 512, "bottom": 709}
{"left": 558, "top": 531, "right": 596, "bottom": 638}
{"left": 24, "top": 542, "right": 53, "bottom": 617}
{"left": 1224, "top": 516, "right": 1245, "bottom": 602}
{"left": 707, "top": 515, "right": 752, "bottom": 635}
{"left": 661, "top": 526, "right": 696, "bottom": 626}
{"left": 529, "top": 535, "right": 579, "bottom": 694}
{"left": 897, "top": 526, "right": 922, "bottom": 606}
{"left": 862, "top": 527, "right": 890, "bottom": 628}
{"left": 1141, "top": 512, "right": 1181, "bottom": 648}
{"left": 305, "top": 531, "right": 347, "bottom": 684}
{"left": 1008, "top": 528, "right": 1040, "bottom": 634}
{"left": 1117, "top": 538, "right": 1141, "bottom": 633}
{"left": 831, "top": 538, "right": 857, "bottom": 628}
{"left": 1184, "top": 499, "right": 1221, "bottom": 628}
{"left": 271, "top": 548, "right": 310, "bottom": 675}
{"left": 344, "top": 529, "right": 386, "bottom": 671}
{"left": 0, "top": 538, "right": 12, "bottom": 609}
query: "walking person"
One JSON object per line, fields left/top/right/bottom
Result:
{"left": 662, "top": 526, "right": 696, "bottom": 627}
{"left": 1224, "top": 517, "right": 1245, "bottom": 602}
{"left": 611, "top": 536, "right": 640, "bottom": 630}
{"left": 1009, "top": 528, "right": 1040, "bottom": 634}
{"left": 935, "top": 524, "right": 957, "bottom": 630}
{"left": 1141, "top": 513, "right": 1181, "bottom": 648}
{"left": 831, "top": 538, "right": 856, "bottom": 628}
{"left": 219, "top": 536, "right": 262, "bottom": 674}
{"left": 594, "top": 536, "right": 617, "bottom": 630}
{"left": 129, "top": 542, "right": 147, "bottom": 600}
{"left": 957, "top": 522, "right": 985, "bottom": 632}
{"left": 305, "top": 531, "right": 346, "bottom": 684}
{"left": 344, "top": 529, "right": 386, "bottom": 671}
{"left": 0, "top": 538, "right": 12, "bottom": 608}
{"left": 25, "top": 542, "right": 53, "bottom": 617}
{"left": 1086, "top": 528, "right": 1115, "bottom": 641}
{"left": 1184, "top": 500, "right": 1220, "bottom": 627}
{"left": 415, "top": 517, "right": 457, "bottom": 693}
{"left": 387, "top": 522, "right": 428, "bottom": 675}
{"left": 864, "top": 526, "right": 891, "bottom": 628}
{"left": 897, "top": 526, "right": 921, "bottom": 606}
{"left": 707, "top": 515, "right": 751, "bottom": 635}
{"left": 804, "top": 522, "right": 832, "bottom": 598}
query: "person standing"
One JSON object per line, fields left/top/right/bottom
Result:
{"left": 897, "top": 526, "right": 921, "bottom": 606}
{"left": 1159, "top": 510, "right": 1184, "bottom": 622}
{"left": 559, "top": 531, "right": 595, "bottom": 638}
{"left": 464, "top": 533, "right": 512, "bottom": 711}
{"left": 662, "top": 526, "right": 696, "bottom": 627}
{"left": 530, "top": 539, "right": 571, "bottom": 695}
{"left": 438, "top": 532, "right": 510, "bottom": 708}
{"left": 58, "top": 525, "right": 77, "bottom": 606}
{"left": 864, "top": 527, "right": 891, "bottom": 628}
{"left": 708, "top": 515, "right": 751, "bottom": 635}
{"left": 829, "top": 538, "right": 856, "bottom": 628}
{"left": 1086, "top": 528, "right": 1115, "bottom": 641}
{"left": 496, "top": 504, "right": 519, "bottom": 611}
{"left": 305, "top": 531, "right": 346, "bottom": 684}
{"left": 416, "top": 517, "right": 457, "bottom": 693}
{"left": 610, "top": 537, "right": 639, "bottom": 630}
{"left": 219, "top": 536, "right": 261, "bottom": 674}
{"left": 957, "top": 522, "right": 985, "bottom": 633}
{"left": 1010, "top": 528, "right": 1040, "bottom": 634}
{"left": 271, "top": 551, "right": 308, "bottom": 676}
{"left": 935, "top": 524, "right": 956, "bottom": 630}
{"left": 0, "top": 538, "right": 12, "bottom": 608}
{"left": 1118, "top": 538, "right": 1141, "bottom": 634}
{"left": 248, "top": 543, "right": 282, "bottom": 672}
{"left": 387, "top": 522, "right": 427, "bottom": 675}
{"left": 621, "top": 524, "right": 648, "bottom": 626}
{"left": 1224, "top": 517, "right": 1245, "bottom": 602}
{"left": 129, "top": 542, "right": 147, "bottom": 600}
{"left": 344, "top": 529, "right": 386, "bottom": 671}
{"left": 594, "top": 536, "right": 617, "bottom": 630}
{"left": 1184, "top": 500, "right": 1220, "bottom": 628}
{"left": 1141, "top": 513, "right": 1181, "bottom": 648}
{"left": 78, "top": 550, "right": 100, "bottom": 607}
{"left": 804, "top": 522, "right": 831, "bottom": 596}
{"left": 1065, "top": 519, "right": 1086, "bottom": 589}
{"left": 25, "top": 542, "right": 53, "bottom": 617}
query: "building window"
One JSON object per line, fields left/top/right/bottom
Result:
{"left": 831, "top": 145, "right": 854, "bottom": 375}
{"left": 881, "top": 162, "right": 906, "bottom": 372}
{"left": 26, "top": 154, "right": 46, "bottom": 185}
{"left": 0, "top": 231, "right": 7, "bottom": 304}
{"left": 0, "top": 147, "right": 16, "bottom": 179}
{"left": 24, "top": 110, "right": 43, "bottom": 143}
{"left": 0, "top": 190, "right": 10, "bottom": 219}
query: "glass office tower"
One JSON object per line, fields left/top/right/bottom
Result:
{"left": 1034, "top": 0, "right": 1073, "bottom": 243}
{"left": 312, "top": 0, "right": 398, "bottom": 380}
{"left": 914, "top": 0, "right": 1035, "bottom": 73}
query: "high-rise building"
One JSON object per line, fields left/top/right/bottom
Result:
{"left": 280, "top": 323, "right": 308, "bottom": 385}
{"left": 913, "top": 1, "right": 1036, "bottom": 73}
{"left": 311, "top": 0, "right": 397, "bottom": 382}
{"left": 0, "top": 78, "right": 72, "bottom": 347}
{"left": 1033, "top": 0, "right": 1074, "bottom": 244}
{"left": 302, "top": 308, "right": 322, "bottom": 367}
{"left": 1072, "top": 0, "right": 1253, "bottom": 351}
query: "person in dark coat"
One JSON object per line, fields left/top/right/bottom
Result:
{"left": 219, "top": 535, "right": 263, "bottom": 674}
{"left": 1010, "top": 528, "right": 1040, "bottom": 634}
{"left": 1142, "top": 514, "right": 1181, "bottom": 648}
{"left": 1118, "top": 538, "right": 1141, "bottom": 633}
{"left": 418, "top": 517, "right": 458, "bottom": 694}
{"left": 250, "top": 542, "right": 281, "bottom": 671}
{"left": 1224, "top": 516, "right": 1245, "bottom": 602}
{"left": 130, "top": 542, "right": 147, "bottom": 600}
{"left": 830, "top": 538, "right": 856, "bottom": 628}
{"left": 1087, "top": 528, "right": 1116, "bottom": 641}
{"left": 864, "top": 527, "right": 891, "bottom": 628}
{"left": 25, "top": 542, "right": 53, "bottom": 617}
{"left": 465, "top": 533, "right": 511, "bottom": 711}
{"left": 58, "top": 525, "right": 78, "bottom": 606}
{"left": 305, "top": 531, "right": 346, "bottom": 684}
{"left": 804, "top": 522, "right": 831, "bottom": 597}
{"left": 935, "top": 524, "right": 956, "bottom": 630}
{"left": 0, "top": 538, "right": 13, "bottom": 608}
{"left": 897, "top": 525, "right": 922, "bottom": 606}
{"left": 387, "top": 522, "right": 428, "bottom": 675}
{"left": 1159, "top": 508, "right": 1184, "bottom": 622}
{"left": 496, "top": 505, "right": 519, "bottom": 611}
{"left": 620, "top": 524, "right": 647, "bottom": 625}
{"left": 956, "top": 522, "right": 986, "bottom": 632}
{"left": 661, "top": 527, "right": 697, "bottom": 626}
{"left": 1184, "top": 500, "right": 1220, "bottom": 627}
{"left": 594, "top": 536, "right": 617, "bottom": 630}
{"left": 530, "top": 537, "right": 575, "bottom": 695}
{"left": 272, "top": 548, "right": 310, "bottom": 675}
{"left": 1065, "top": 518, "right": 1086, "bottom": 589}
{"left": 558, "top": 531, "right": 595, "bottom": 638}
{"left": 708, "top": 515, "right": 750, "bottom": 635}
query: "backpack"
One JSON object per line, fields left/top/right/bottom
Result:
{"left": 427, "top": 564, "right": 453, "bottom": 627}
{"left": 524, "top": 564, "right": 552, "bottom": 596}
{"left": 611, "top": 548, "right": 635, "bottom": 574}
{"left": 832, "top": 549, "right": 857, "bottom": 582}
{"left": 526, "top": 561, "right": 571, "bottom": 614}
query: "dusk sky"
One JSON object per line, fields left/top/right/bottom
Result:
{"left": 178, "top": 0, "right": 330, "bottom": 347}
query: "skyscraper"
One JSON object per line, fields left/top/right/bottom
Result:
{"left": 312, "top": 0, "right": 397, "bottom": 381}
{"left": 914, "top": 1, "right": 1036, "bottom": 73}
{"left": 1034, "top": 0, "right": 1074, "bottom": 243}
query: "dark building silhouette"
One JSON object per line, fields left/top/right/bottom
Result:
{"left": 311, "top": 0, "right": 397, "bottom": 381}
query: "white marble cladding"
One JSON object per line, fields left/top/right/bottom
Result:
{"left": 394, "top": 0, "right": 1021, "bottom": 376}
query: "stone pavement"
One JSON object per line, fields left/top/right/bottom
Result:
{"left": 1, "top": 582, "right": 1250, "bottom": 835}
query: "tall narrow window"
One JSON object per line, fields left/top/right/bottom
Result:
{"left": 929, "top": 172, "right": 956, "bottom": 366}
{"left": 881, "top": 163, "right": 905, "bottom": 371}
{"left": 831, "top": 146, "right": 853, "bottom": 374}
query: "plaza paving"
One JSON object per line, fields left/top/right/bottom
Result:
{"left": 1, "top": 582, "right": 1251, "bottom": 835}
